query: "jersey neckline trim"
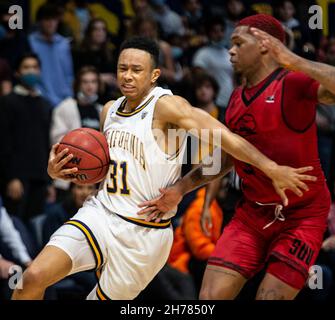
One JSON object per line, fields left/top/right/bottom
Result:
{"left": 241, "top": 67, "right": 284, "bottom": 107}
{"left": 116, "top": 95, "right": 155, "bottom": 117}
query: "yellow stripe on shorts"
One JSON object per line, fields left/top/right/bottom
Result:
{"left": 64, "top": 220, "right": 103, "bottom": 270}
{"left": 96, "top": 283, "right": 111, "bottom": 300}
{"left": 116, "top": 214, "right": 171, "bottom": 228}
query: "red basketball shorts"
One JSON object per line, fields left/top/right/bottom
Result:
{"left": 208, "top": 190, "right": 331, "bottom": 289}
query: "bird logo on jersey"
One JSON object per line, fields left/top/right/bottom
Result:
{"left": 234, "top": 114, "right": 257, "bottom": 136}
{"left": 265, "top": 95, "right": 275, "bottom": 103}
{"left": 141, "top": 112, "right": 148, "bottom": 120}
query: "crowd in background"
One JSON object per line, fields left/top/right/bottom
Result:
{"left": 0, "top": 0, "right": 335, "bottom": 300}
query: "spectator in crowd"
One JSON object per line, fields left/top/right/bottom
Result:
{"left": 137, "top": 263, "right": 197, "bottom": 300}
{"left": 322, "top": 200, "right": 335, "bottom": 252}
{"left": 51, "top": 65, "right": 102, "bottom": 144}
{"left": 0, "top": 53, "right": 52, "bottom": 222}
{"left": 60, "top": 0, "right": 93, "bottom": 44}
{"left": 0, "top": 203, "right": 32, "bottom": 299}
{"left": 193, "top": 72, "right": 220, "bottom": 120}
{"left": 0, "top": 57, "right": 12, "bottom": 96}
{"left": 50, "top": 65, "right": 103, "bottom": 200}
{"left": 179, "top": 0, "right": 208, "bottom": 63}
{"left": 42, "top": 183, "right": 97, "bottom": 245}
{"left": 316, "top": 39, "right": 335, "bottom": 188}
{"left": 72, "top": 18, "right": 118, "bottom": 102}
{"left": 192, "top": 16, "right": 234, "bottom": 112}
{"left": 177, "top": 72, "right": 221, "bottom": 225}
{"left": 0, "top": 2, "right": 31, "bottom": 70}
{"left": 0, "top": 206, "right": 32, "bottom": 268}
{"left": 181, "top": 0, "right": 204, "bottom": 35}
{"left": 131, "top": 0, "right": 156, "bottom": 20}
{"left": 29, "top": 3, "right": 74, "bottom": 107}
{"left": 223, "top": 0, "right": 250, "bottom": 49}
{"left": 168, "top": 188, "right": 223, "bottom": 293}
{"left": 150, "top": 0, "right": 185, "bottom": 38}
{"left": 274, "top": 0, "right": 313, "bottom": 56}
{"left": 132, "top": 16, "right": 184, "bottom": 88}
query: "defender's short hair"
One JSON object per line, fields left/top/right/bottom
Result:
{"left": 120, "top": 36, "right": 160, "bottom": 68}
{"left": 238, "top": 14, "right": 285, "bottom": 43}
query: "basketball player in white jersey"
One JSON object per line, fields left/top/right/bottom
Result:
{"left": 12, "top": 37, "right": 315, "bottom": 300}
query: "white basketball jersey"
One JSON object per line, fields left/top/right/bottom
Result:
{"left": 96, "top": 86, "right": 187, "bottom": 220}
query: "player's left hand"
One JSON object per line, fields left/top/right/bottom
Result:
{"left": 137, "top": 186, "right": 183, "bottom": 223}
{"left": 269, "top": 165, "right": 317, "bottom": 206}
{"left": 249, "top": 27, "right": 298, "bottom": 69}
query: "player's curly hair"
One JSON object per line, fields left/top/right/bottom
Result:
{"left": 120, "top": 36, "right": 160, "bottom": 68}
{"left": 238, "top": 14, "right": 286, "bottom": 43}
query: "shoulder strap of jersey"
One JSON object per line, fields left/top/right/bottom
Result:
{"left": 102, "top": 97, "right": 126, "bottom": 131}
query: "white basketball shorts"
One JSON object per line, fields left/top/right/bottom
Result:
{"left": 46, "top": 196, "right": 173, "bottom": 300}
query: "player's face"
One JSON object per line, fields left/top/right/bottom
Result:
{"left": 117, "top": 48, "right": 160, "bottom": 100}
{"left": 229, "top": 26, "right": 262, "bottom": 74}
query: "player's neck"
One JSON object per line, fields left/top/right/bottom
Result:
{"left": 244, "top": 61, "right": 281, "bottom": 88}
{"left": 124, "top": 86, "right": 155, "bottom": 111}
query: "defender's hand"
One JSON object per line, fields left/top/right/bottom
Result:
{"left": 250, "top": 27, "right": 299, "bottom": 69}
{"left": 137, "top": 186, "right": 183, "bottom": 222}
{"left": 47, "top": 143, "right": 79, "bottom": 182}
{"left": 268, "top": 165, "right": 317, "bottom": 206}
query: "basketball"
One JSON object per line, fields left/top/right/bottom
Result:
{"left": 57, "top": 128, "right": 110, "bottom": 184}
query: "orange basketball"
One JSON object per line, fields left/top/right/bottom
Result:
{"left": 57, "top": 128, "right": 110, "bottom": 184}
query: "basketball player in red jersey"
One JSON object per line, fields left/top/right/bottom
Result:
{"left": 138, "top": 14, "right": 335, "bottom": 299}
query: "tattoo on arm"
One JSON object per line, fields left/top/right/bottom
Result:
{"left": 296, "top": 59, "right": 335, "bottom": 105}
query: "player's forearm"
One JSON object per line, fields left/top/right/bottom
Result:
{"left": 174, "top": 151, "right": 233, "bottom": 196}
{"left": 220, "top": 131, "right": 278, "bottom": 180}
{"left": 290, "top": 56, "right": 335, "bottom": 96}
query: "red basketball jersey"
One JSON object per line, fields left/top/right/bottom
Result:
{"left": 225, "top": 68, "right": 328, "bottom": 207}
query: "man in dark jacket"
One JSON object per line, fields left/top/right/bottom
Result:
{"left": 0, "top": 53, "right": 52, "bottom": 222}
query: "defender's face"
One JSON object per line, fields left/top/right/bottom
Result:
{"left": 229, "top": 26, "right": 262, "bottom": 73}
{"left": 117, "top": 48, "right": 157, "bottom": 100}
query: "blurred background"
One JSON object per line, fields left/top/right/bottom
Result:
{"left": 0, "top": 0, "right": 335, "bottom": 300}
